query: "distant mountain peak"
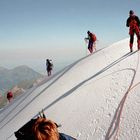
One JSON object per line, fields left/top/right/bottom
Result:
{"left": 0, "top": 65, "right": 44, "bottom": 92}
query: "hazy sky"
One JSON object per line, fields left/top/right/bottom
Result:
{"left": 0, "top": 0, "right": 140, "bottom": 73}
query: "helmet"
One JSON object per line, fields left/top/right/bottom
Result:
{"left": 87, "top": 31, "right": 90, "bottom": 34}
{"left": 129, "top": 10, "right": 134, "bottom": 15}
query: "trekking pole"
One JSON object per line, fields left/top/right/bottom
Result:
{"left": 84, "top": 38, "right": 88, "bottom": 56}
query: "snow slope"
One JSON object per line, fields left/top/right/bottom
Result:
{"left": 0, "top": 38, "right": 140, "bottom": 140}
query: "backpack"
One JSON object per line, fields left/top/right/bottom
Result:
{"left": 7, "top": 92, "right": 13, "bottom": 99}
{"left": 91, "top": 34, "right": 97, "bottom": 42}
{"left": 14, "top": 110, "right": 46, "bottom": 140}
{"left": 14, "top": 119, "right": 36, "bottom": 140}
{"left": 129, "top": 15, "right": 140, "bottom": 30}
{"left": 50, "top": 62, "right": 53, "bottom": 68}
{"left": 46, "top": 60, "right": 53, "bottom": 70}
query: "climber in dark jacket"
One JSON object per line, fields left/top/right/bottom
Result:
{"left": 46, "top": 59, "right": 53, "bottom": 76}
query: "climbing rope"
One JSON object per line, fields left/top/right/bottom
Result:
{"left": 114, "top": 50, "right": 140, "bottom": 140}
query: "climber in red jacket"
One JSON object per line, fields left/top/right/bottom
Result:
{"left": 7, "top": 91, "right": 13, "bottom": 103}
{"left": 126, "top": 10, "right": 140, "bottom": 52}
{"left": 85, "top": 31, "right": 97, "bottom": 53}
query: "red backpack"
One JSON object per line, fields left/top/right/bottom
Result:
{"left": 7, "top": 92, "right": 13, "bottom": 99}
{"left": 91, "top": 34, "right": 97, "bottom": 42}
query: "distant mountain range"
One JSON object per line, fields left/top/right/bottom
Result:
{"left": 0, "top": 65, "right": 44, "bottom": 93}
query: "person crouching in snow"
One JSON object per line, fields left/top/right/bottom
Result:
{"left": 33, "top": 117, "right": 77, "bottom": 140}
{"left": 85, "top": 30, "right": 97, "bottom": 53}
{"left": 126, "top": 10, "right": 140, "bottom": 52}
{"left": 7, "top": 91, "right": 13, "bottom": 103}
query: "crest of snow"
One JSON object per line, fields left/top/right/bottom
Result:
{"left": 0, "top": 38, "right": 140, "bottom": 140}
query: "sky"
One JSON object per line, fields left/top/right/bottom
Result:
{"left": 0, "top": 0, "right": 140, "bottom": 73}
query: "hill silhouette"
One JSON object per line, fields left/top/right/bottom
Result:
{"left": 0, "top": 65, "right": 43, "bottom": 92}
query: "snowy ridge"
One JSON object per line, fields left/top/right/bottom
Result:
{"left": 1, "top": 38, "right": 140, "bottom": 140}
